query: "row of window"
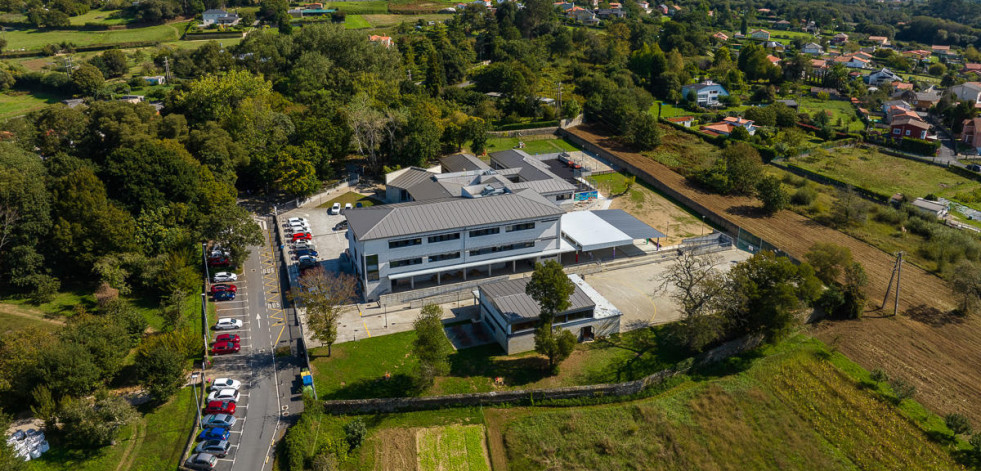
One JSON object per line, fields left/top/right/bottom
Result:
{"left": 389, "top": 251, "right": 462, "bottom": 270}
{"left": 469, "top": 241, "right": 535, "bottom": 257}
{"left": 387, "top": 222, "right": 542, "bottom": 249}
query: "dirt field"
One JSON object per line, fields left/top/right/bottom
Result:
{"left": 592, "top": 173, "right": 710, "bottom": 245}
{"left": 567, "top": 124, "right": 981, "bottom": 424}
{"left": 370, "top": 428, "right": 418, "bottom": 471}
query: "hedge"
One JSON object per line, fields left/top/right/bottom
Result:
{"left": 494, "top": 120, "right": 559, "bottom": 131}
{"left": 184, "top": 31, "right": 244, "bottom": 40}
{"left": 0, "top": 40, "right": 161, "bottom": 58}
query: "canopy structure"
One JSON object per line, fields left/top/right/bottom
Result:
{"left": 560, "top": 209, "right": 665, "bottom": 251}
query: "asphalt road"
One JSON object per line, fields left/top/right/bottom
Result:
{"left": 204, "top": 215, "right": 305, "bottom": 471}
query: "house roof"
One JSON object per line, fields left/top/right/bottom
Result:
{"left": 868, "top": 35, "right": 888, "bottom": 42}
{"left": 891, "top": 116, "right": 930, "bottom": 129}
{"left": 916, "top": 90, "right": 940, "bottom": 101}
{"left": 682, "top": 81, "right": 725, "bottom": 92}
{"left": 480, "top": 275, "right": 595, "bottom": 322}
{"left": 723, "top": 116, "right": 754, "bottom": 126}
{"left": 932, "top": 45, "right": 950, "bottom": 51}
{"left": 765, "top": 54, "right": 781, "bottom": 64}
{"left": 893, "top": 82, "right": 913, "bottom": 90}
{"left": 666, "top": 116, "right": 694, "bottom": 122}
{"left": 347, "top": 189, "right": 563, "bottom": 241}
{"left": 912, "top": 198, "right": 947, "bottom": 213}
{"left": 811, "top": 59, "right": 827, "bottom": 68}
{"left": 700, "top": 123, "right": 733, "bottom": 134}
{"left": 440, "top": 153, "right": 490, "bottom": 173}
{"left": 803, "top": 42, "right": 822, "bottom": 49}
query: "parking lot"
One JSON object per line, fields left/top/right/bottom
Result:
{"left": 205, "top": 274, "right": 253, "bottom": 470}
{"left": 280, "top": 206, "right": 353, "bottom": 275}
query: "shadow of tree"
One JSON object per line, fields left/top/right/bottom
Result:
{"left": 725, "top": 204, "right": 767, "bottom": 219}
{"left": 325, "top": 373, "right": 418, "bottom": 400}
{"left": 448, "top": 344, "right": 551, "bottom": 387}
{"left": 904, "top": 304, "right": 965, "bottom": 327}
{"left": 577, "top": 327, "right": 689, "bottom": 384}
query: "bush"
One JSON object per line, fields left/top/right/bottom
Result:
{"left": 343, "top": 418, "right": 367, "bottom": 450}
{"left": 790, "top": 186, "right": 817, "bottom": 206}
{"left": 944, "top": 413, "right": 972, "bottom": 435}
{"left": 890, "top": 378, "right": 916, "bottom": 401}
{"left": 873, "top": 206, "right": 905, "bottom": 226}
{"left": 870, "top": 368, "right": 888, "bottom": 384}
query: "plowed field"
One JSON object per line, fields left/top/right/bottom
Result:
{"left": 567, "top": 124, "right": 981, "bottom": 423}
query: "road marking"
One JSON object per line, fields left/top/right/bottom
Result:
{"left": 256, "top": 313, "right": 262, "bottom": 329}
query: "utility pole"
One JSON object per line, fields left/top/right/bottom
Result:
{"left": 881, "top": 251, "right": 903, "bottom": 316}
{"left": 163, "top": 57, "right": 172, "bottom": 81}
{"left": 556, "top": 82, "right": 562, "bottom": 114}
{"left": 64, "top": 55, "right": 73, "bottom": 79}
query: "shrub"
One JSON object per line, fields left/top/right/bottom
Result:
{"left": 790, "top": 186, "right": 817, "bottom": 206}
{"left": 870, "top": 368, "right": 888, "bottom": 384}
{"left": 343, "top": 418, "right": 367, "bottom": 450}
{"left": 873, "top": 206, "right": 905, "bottom": 226}
{"left": 890, "top": 378, "right": 916, "bottom": 401}
{"left": 944, "top": 413, "right": 972, "bottom": 435}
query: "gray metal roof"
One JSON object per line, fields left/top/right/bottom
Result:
{"left": 489, "top": 150, "right": 577, "bottom": 194}
{"left": 441, "top": 153, "right": 490, "bottom": 173}
{"left": 346, "top": 189, "right": 563, "bottom": 241}
{"left": 480, "top": 276, "right": 594, "bottom": 322}
{"left": 387, "top": 168, "right": 434, "bottom": 190}
{"left": 592, "top": 209, "right": 666, "bottom": 239}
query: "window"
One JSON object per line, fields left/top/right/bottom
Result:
{"left": 469, "top": 227, "right": 500, "bottom": 238}
{"left": 389, "top": 238, "right": 422, "bottom": 249}
{"left": 427, "top": 232, "right": 460, "bottom": 244}
{"left": 506, "top": 222, "right": 535, "bottom": 232}
{"left": 428, "top": 252, "right": 460, "bottom": 263}
{"left": 905, "top": 130, "right": 911, "bottom": 136}
{"left": 365, "top": 255, "right": 379, "bottom": 282}
{"left": 893, "top": 128, "right": 901, "bottom": 134}
{"left": 469, "top": 241, "right": 535, "bottom": 257}
{"left": 512, "top": 320, "right": 537, "bottom": 333}
{"left": 390, "top": 257, "right": 422, "bottom": 268}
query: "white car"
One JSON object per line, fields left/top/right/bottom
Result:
{"left": 207, "top": 389, "right": 241, "bottom": 403}
{"left": 213, "top": 272, "right": 237, "bottom": 282}
{"left": 215, "top": 318, "right": 243, "bottom": 330}
{"left": 210, "top": 378, "right": 242, "bottom": 392}
{"left": 330, "top": 203, "right": 341, "bottom": 215}
{"left": 287, "top": 224, "right": 311, "bottom": 234}
{"left": 287, "top": 217, "right": 308, "bottom": 225}
{"left": 343, "top": 203, "right": 353, "bottom": 213}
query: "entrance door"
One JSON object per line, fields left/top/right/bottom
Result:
{"left": 580, "top": 326, "right": 594, "bottom": 342}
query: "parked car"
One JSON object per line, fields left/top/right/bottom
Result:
{"left": 210, "top": 378, "right": 241, "bottom": 391}
{"left": 211, "top": 341, "right": 240, "bottom": 355}
{"left": 297, "top": 255, "right": 317, "bottom": 269}
{"left": 210, "top": 284, "right": 237, "bottom": 295}
{"left": 293, "top": 241, "right": 316, "bottom": 250}
{"left": 286, "top": 223, "right": 311, "bottom": 233}
{"left": 333, "top": 220, "right": 349, "bottom": 231}
{"left": 207, "top": 389, "right": 241, "bottom": 403}
{"left": 968, "top": 164, "right": 981, "bottom": 172}
{"left": 356, "top": 202, "right": 363, "bottom": 208}
{"left": 204, "top": 400, "right": 236, "bottom": 415}
{"left": 184, "top": 453, "right": 218, "bottom": 470}
{"left": 214, "top": 318, "right": 243, "bottom": 330}
{"left": 207, "top": 255, "right": 231, "bottom": 267}
{"left": 202, "top": 414, "right": 237, "bottom": 429}
{"left": 213, "top": 272, "right": 237, "bottom": 282}
{"left": 330, "top": 203, "right": 341, "bottom": 215}
{"left": 287, "top": 217, "right": 308, "bottom": 225}
{"left": 295, "top": 249, "right": 319, "bottom": 258}
{"left": 194, "top": 439, "right": 231, "bottom": 458}
{"left": 291, "top": 232, "right": 312, "bottom": 242}
{"left": 213, "top": 290, "right": 236, "bottom": 302}
{"left": 343, "top": 203, "right": 353, "bottom": 213}
{"left": 215, "top": 334, "right": 240, "bottom": 344}
{"left": 198, "top": 427, "right": 229, "bottom": 441}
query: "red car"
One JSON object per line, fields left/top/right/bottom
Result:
{"left": 211, "top": 341, "right": 240, "bottom": 355}
{"left": 204, "top": 400, "right": 236, "bottom": 415}
{"left": 215, "top": 334, "right": 240, "bottom": 344}
{"left": 210, "top": 284, "right": 237, "bottom": 295}
{"left": 207, "top": 256, "right": 231, "bottom": 267}
{"left": 291, "top": 232, "right": 312, "bottom": 241}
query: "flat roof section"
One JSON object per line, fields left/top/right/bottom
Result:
{"left": 561, "top": 210, "right": 665, "bottom": 251}
{"left": 481, "top": 274, "right": 595, "bottom": 322}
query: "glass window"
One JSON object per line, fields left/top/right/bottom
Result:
{"left": 428, "top": 252, "right": 461, "bottom": 263}
{"left": 389, "top": 238, "right": 422, "bottom": 249}
{"left": 365, "top": 255, "right": 379, "bottom": 282}
{"left": 390, "top": 257, "right": 423, "bottom": 268}
{"left": 506, "top": 222, "right": 535, "bottom": 232}
{"left": 469, "top": 227, "right": 500, "bottom": 238}
{"left": 427, "top": 232, "right": 460, "bottom": 243}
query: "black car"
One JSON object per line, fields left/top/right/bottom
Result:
{"left": 968, "top": 164, "right": 981, "bottom": 172}
{"left": 296, "top": 248, "right": 319, "bottom": 258}
{"left": 333, "top": 220, "right": 349, "bottom": 231}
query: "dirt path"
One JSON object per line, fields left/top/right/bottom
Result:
{"left": 0, "top": 303, "right": 64, "bottom": 325}
{"left": 567, "top": 124, "right": 981, "bottom": 423}
{"left": 482, "top": 410, "right": 510, "bottom": 471}
{"left": 114, "top": 417, "right": 146, "bottom": 471}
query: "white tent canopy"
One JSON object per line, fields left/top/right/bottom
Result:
{"left": 561, "top": 211, "right": 634, "bottom": 251}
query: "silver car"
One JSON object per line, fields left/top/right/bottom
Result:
{"left": 185, "top": 453, "right": 218, "bottom": 470}
{"left": 202, "top": 414, "right": 237, "bottom": 429}
{"left": 195, "top": 439, "right": 231, "bottom": 458}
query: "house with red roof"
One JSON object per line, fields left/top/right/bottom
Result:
{"left": 962, "top": 118, "right": 981, "bottom": 152}
{"left": 890, "top": 116, "right": 930, "bottom": 140}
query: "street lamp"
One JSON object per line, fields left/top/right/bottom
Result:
{"left": 190, "top": 372, "right": 202, "bottom": 428}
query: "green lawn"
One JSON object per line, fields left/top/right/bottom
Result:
{"left": 317, "top": 191, "right": 383, "bottom": 209}
{"left": 791, "top": 146, "right": 981, "bottom": 208}
{"left": 27, "top": 388, "right": 197, "bottom": 471}
{"left": 344, "top": 14, "right": 372, "bottom": 29}
{"left": 482, "top": 136, "right": 579, "bottom": 155}
{"left": 68, "top": 9, "right": 132, "bottom": 26}
{"left": 4, "top": 23, "right": 184, "bottom": 51}
{"left": 0, "top": 90, "right": 66, "bottom": 120}
{"left": 327, "top": 1, "right": 389, "bottom": 14}
{"left": 309, "top": 326, "right": 688, "bottom": 399}
{"left": 642, "top": 124, "right": 720, "bottom": 172}
{"left": 418, "top": 425, "right": 490, "bottom": 471}
{"left": 501, "top": 336, "right": 964, "bottom": 470}
{"left": 797, "top": 96, "right": 864, "bottom": 132}
{"left": 649, "top": 100, "right": 690, "bottom": 118}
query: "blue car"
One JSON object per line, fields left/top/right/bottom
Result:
{"left": 198, "top": 427, "right": 229, "bottom": 441}
{"left": 295, "top": 249, "right": 319, "bottom": 258}
{"left": 214, "top": 290, "right": 236, "bottom": 301}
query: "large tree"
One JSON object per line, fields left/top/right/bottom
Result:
{"left": 295, "top": 268, "right": 357, "bottom": 356}
{"left": 722, "top": 251, "right": 820, "bottom": 341}
{"left": 412, "top": 304, "right": 451, "bottom": 387}
{"left": 526, "top": 260, "right": 577, "bottom": 371}
{"left": 659, "top": 250, "right": 725, "bottom": 352}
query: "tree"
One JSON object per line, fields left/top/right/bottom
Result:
{"left": 658, "top": 250, "right": 725, "bottom": 352}
{"left": 90, "top": 49, "right": 128, "bottom": 78}
{"left": 755, "top": 175, "right": 788, "bottom": 214}
{"left": 722, "top": 142, "right": 763, "bottom": 195}
{"left": 722, "top": 251, "right": 820, "bottom": 341}
{"left": 526, "top": 260, "right": 576, "bottom": 371}
{"left": 59, "top": 392, "right": 136, "bottom": 448}
{"left": 728, "top": 125, "right": 750, "bottom": 141}
{"left": 343, "top": 418, "right": 367, "bottom": 450}
{"left": 533, "top": 326, "right": 576, "bottom": 372}
{"left": 829, "top": 188, "right": 871, "bottom": 227}
{"left": 806, "top": 243, "right": 853, "bottom": 285}
{"left": 272, "top": 150, "right": 320, "bottom": 197}
{"left": 626, "top": 112, "right": 661, "bottom": 150}
{"left": 944, "top": 413, "right": 972, "bottom": 436}
{"left": 135, "top": 333, "right": 188, "bottom": 401}
{"left": 295, "top": 268, "right": 356, "bottom": 356}
{"left": 950, "top": 260, "right": 981, "bottom": 315}
{"left": 412, "top": 304, "right": 451, "bottom": 387}
{"left": 71, "top": 63, "right": 104, "bottom": 97}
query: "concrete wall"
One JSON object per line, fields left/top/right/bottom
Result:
{"left": 506, "top": 315, "right": 620, "bottom": 354}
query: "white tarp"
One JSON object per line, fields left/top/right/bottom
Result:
{"left": 560, "top": 211, "right": 634, "bottom": 251}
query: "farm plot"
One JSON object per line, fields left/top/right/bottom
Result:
{"left": 2, "top": 23, "right": 181, "bottom": 51}
{"left": 566, "top": 123, "right": 981, "bottom": 426}
{"left": 417, "top": 425, "right": 491, "bottom": 471}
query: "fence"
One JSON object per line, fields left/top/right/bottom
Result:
{"left": 287, "top": 174, "right": 360, "bottom": 210}
{"left": 321, "top": 334, "right": 763, "bottom": 414}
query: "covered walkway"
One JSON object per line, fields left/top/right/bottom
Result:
{"left": 561, "top": 209, "right": 666, "bottom": 261}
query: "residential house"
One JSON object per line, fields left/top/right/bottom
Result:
{"left": 369, "top": 35, "right": 392, "bottom": 47}
{"left": 810, "top": 86, "right": 841, "bottom": 99}
{"left": 757, "top": 8, "right": 771, "bottom": 14}
{"left": 763, "top": 41, "right": 786, "bottom": 52}
{"left": 867, "top": 35, "right": 889, "bottom": 46}
{"left": 831, "top": 33, "right": 849, "bottom": 44}
{"left": 962, "top": 118, "right": 981, "bottom": 152}
{"left": 912, "top": 89, "right": 941, "bottom": 111}
{"left": 669, "top": 5, "right": 681, "bottom": 15}
{"left": 773, "top": 19, "right": 791, "bottom": 30}
{"left": 963, "top": 63, "right": 981, "bottom": 75}
{"left": 803, "top": 20, "right": 819, "bottom": 34}
{"left": 595, "top": 7, "right": 625, "bottom": 19}
{"left": 750, "top": 29, "right": 771, "bottom": 41}
{"left": 810, "top": 59, "right": 828, "bottom": 77}
{"left": 911, "top": 198, "right": 948, "bottom": 219}
{"left": 566, "top": 6, "right": 599, "bottom": 24}
{"left": 775, "top": 99, "right": 798, "bottom": 109}
{"left": 892, "top": 81, "right": 914, "bottom": 91}
{"left": 904, "top": 49, "right": 931, "bottom": 60}
{"left": 553, "top": 1, "right": 575, "bottom": 11}
{"left": 867, "top": 67, "right": 901, "bottom": 86}
{"left": 636, "top": 1, "right": 650, "bottom": 12}
{"left": 143, "top": 75, "right": 166, "bottom": 85}
{"left": 802, "top": 42, "right": 824, "bottom": 55}
{"left": 765, "top": 54, "right": 782, "bottom": 66}
{"left": 700, "top": 117, "right": 757, "bottom": 136}
{"left": 62, "top": 98, "right": 85, "bottom": 109}
{"left": 665, "top": 116, "right": 694, "bottom": 127}
{"left": 932, "top": 45, "right": 952, "bottom": 56}
{"left": 834, "top": 54, "right": 870, "bottom": 69}
{"left": 712, "top": 32, "right": 729, "bottom": 41}
{"left": 880, "top": 99, "right": 910, "bottom": 114}
{"left": 890, "top": 116, "right": 930, "bottom": 140}
{"left": 853, "top": 51, "right": 874, "bottom": 61}
{"left": 657, "top": 3, "right": 668, "bottom": 14}
{"left": 681, "top": 80, "right": 730, "bottom": 107}
{"left": 477, "top": 274, "right": 621, "bottom": 353}
{"left": 202, "top": 9, "right": 240, "bottom": 26}
{"left": 949, "top": 82, "right": 981, "bottom": 107}
{"left": 116, "top": 95, "right": 144, "bottom": 104}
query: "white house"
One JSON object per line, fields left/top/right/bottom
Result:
{"left": 950, "top": 82, "right": 981, "bottom": 107}
{"left": 802, "top": 42, "right": 824, "bottom": 55}
{"left": 867, "top": 67, "right": 901, "bottom": 86}
{"left": 202, "top": 9, "right": 240, "bottom": 26}
{"left": 750, "top": 29, "right": 771, "bottom": 40}
{"left": 911, "top": 198, "right": 948, "bottom": 219}
{"left": 681, "top": 80, "right": 729, "bottom": 107}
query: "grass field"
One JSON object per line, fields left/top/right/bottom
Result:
{"left": 649, "top": 100, "right": 689, "bottom": 118}
{"left": 344, "top": 14, "right": 372, "bottom": 29}
{"left": 3, "top": 23, "right": 183, "bottom": 51}
{"left": 310, "top": 326, "right": 687, "bottom": 399}
{"left": 27, "top": 387, "right": 197, "bottom": 471}
{"left": 317, "top": 191, "right": 382, "bottom": 209}
{"left": 418, "top": 425, "right": 491, "bottom": 471}
{"left": 500, "top": 336, "right": 964, "bottom": 470}
{"left": 797, "top": 97, "right": 864, "bottom": 132}
{"left": 791, "top": 146, "right": 981, "bottom": 207}
{"left": 643, "top": 124, "right": 720, "bottom": 172}
{"left": 67, "top": 9, "right": 131, "bottom": 26}
{"left": 362, "top": 13, "right": 446, "bottom": 28}
{"left": 0, "top": 90, "right": 66, "bottom": 120}
{"left": 482, "top": 136, "right": 579, "bottom": 155}
{"left": 327, "top": 1, "right": 389, "bottom": 13}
